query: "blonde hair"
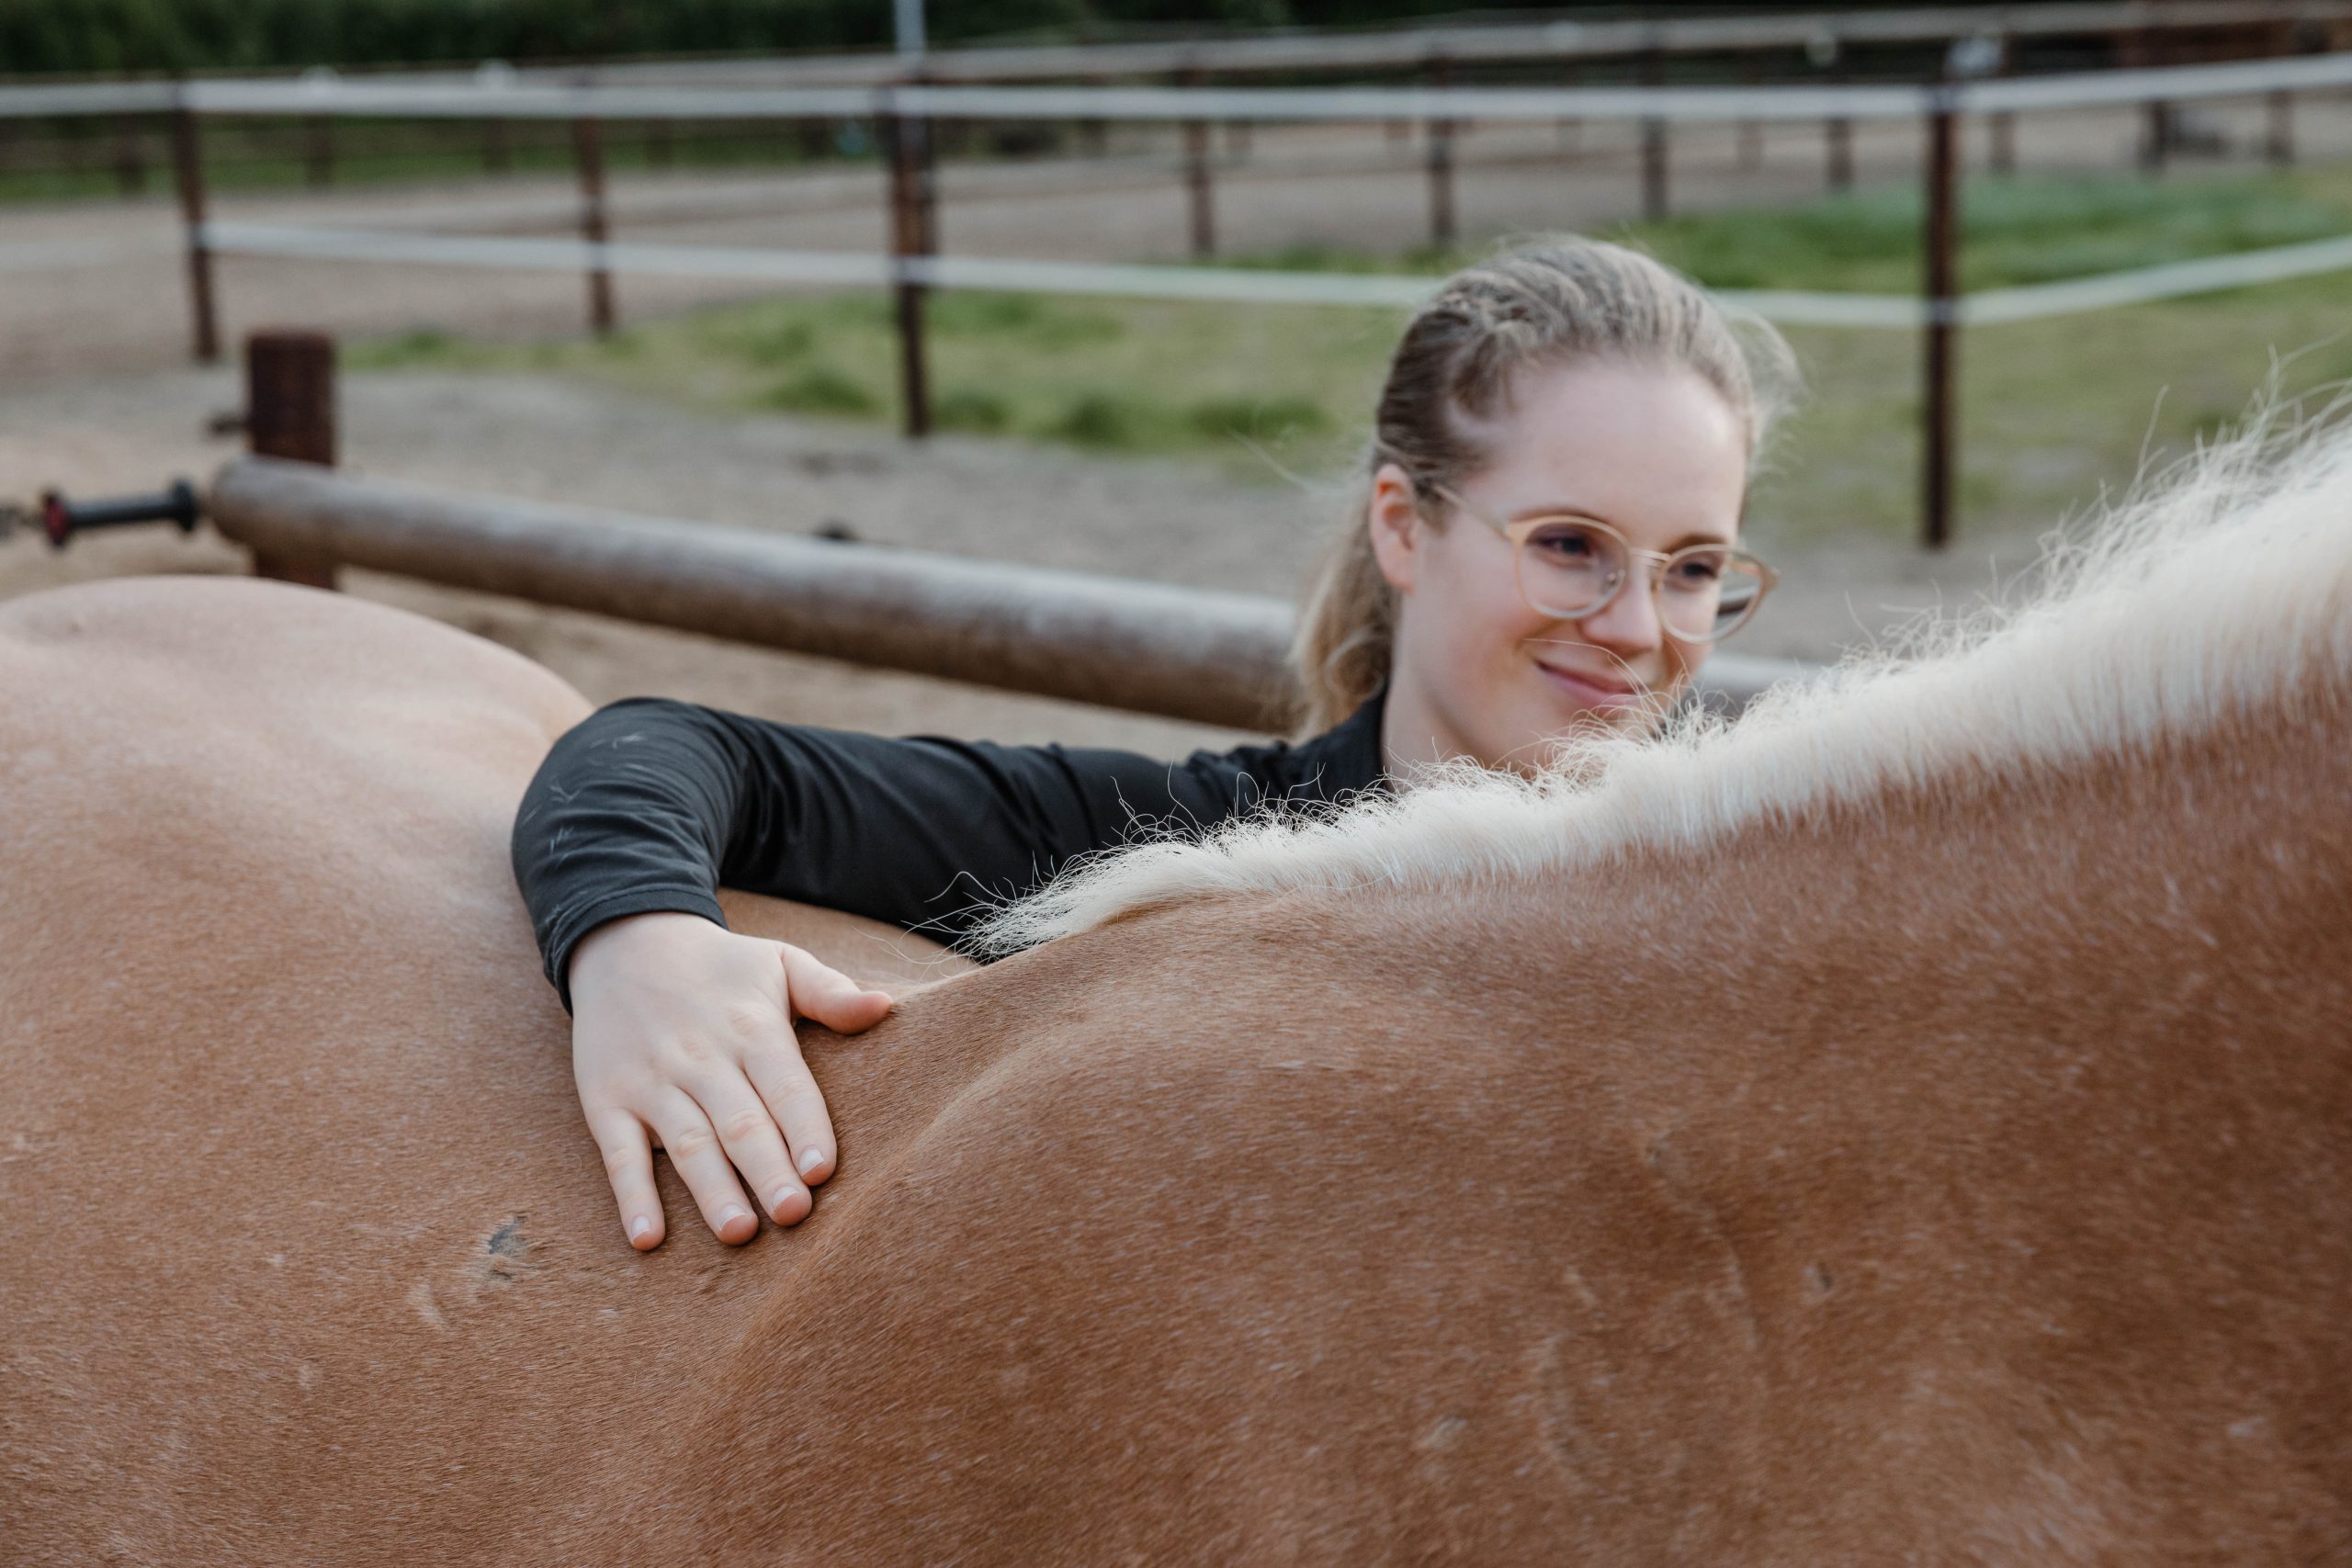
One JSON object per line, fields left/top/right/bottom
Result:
{"left": 1290, "top": 235, "right": 1802, "bottom": 733}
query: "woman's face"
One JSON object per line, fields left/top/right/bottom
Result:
{"left": 1370, "top": 357, "right": 1751, "bottom": 773}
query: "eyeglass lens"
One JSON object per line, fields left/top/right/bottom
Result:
{"left": 1517, "top": 521, "right": 1765, "bottom": 641}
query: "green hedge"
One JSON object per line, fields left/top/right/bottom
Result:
{"left": 0, "top": 0, "right": 1953, "bottom": 77}
{"left": 0, "top": 0, "right": 1347, "bottom": 74}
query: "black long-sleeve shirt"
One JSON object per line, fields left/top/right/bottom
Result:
{"left": 512, "top": 694, "right": 1389, "bottom": 1009}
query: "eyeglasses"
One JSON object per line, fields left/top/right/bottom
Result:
{"left": 1428, "top": 483, "right": 1777, "bottom": 645}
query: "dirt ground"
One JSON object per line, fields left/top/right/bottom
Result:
{"left": 3, "top": 96, "right": 2326, "bottom": 747}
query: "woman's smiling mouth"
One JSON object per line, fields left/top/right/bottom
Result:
{"left": 1532, "top": 656, "right": 1648, "bottom": 712}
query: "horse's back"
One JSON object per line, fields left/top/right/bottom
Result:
{"left": 0, "top": 577, "right": 966, "bottom": 1563}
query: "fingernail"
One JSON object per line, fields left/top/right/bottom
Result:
{"left": 628, "top": 1215, "right": 653, "bottom": 1242}
{"left": 718, "top": 1205, "right": 751, "bottom": 1231}
{"left": 769, "top": 1184, "right": 800, "bottom": 1215}
{"left": 797, "top": 1146, "right": 828, "bottom": 1176}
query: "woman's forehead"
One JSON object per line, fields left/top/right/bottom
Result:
{"left": 1473, "top": 361, "right": 1748, "bottom": 533}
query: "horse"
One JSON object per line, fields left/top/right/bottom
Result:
{"left": 2, "top": 415, "right": 2347, "bottom": 1564}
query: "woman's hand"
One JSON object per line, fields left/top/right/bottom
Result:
{"left": 567, "top": 910, "right": 894, "bottom": 1251}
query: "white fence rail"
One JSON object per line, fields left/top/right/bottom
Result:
{"left": 6, "top": 52, "right": 2352, "bottom": 124}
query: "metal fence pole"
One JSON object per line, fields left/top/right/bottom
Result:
{"left": 169, "top": 101, "right": 220, "bottom": 366}
{"left": 1736, "top": 52, "right": 1762, "bottom": 171}
{"left": 304, "top": 114, "right": 334, "bottom": 187}
{"left": 2133, "top": 28, "right": 2171, "bottom": 172}
{"left": 112, "top": 115, "right": 148, "bottom": 195}
{"left": 244, "top": 329, "right": 340, "bottom": 590}
{"left": 1182, "top": 65, "right": 1216, "bottom": 258}
{"left": 1640, "top": 37, "right": 1668, "bottom": 220}
{"left": 571, "top": 115, "right": 616, "bottom": 336}
{"left": 1426, "top": 52, "right": 1456, "bottom": 250}
{"left": 2267, "top": 89, "right": 2295, "bottom": 164}
{"left": 1989, "top": 33, "right": 2016, "bottom": 174}
{"left": 1826, "top": 56, "right": 1854, "bottom": 194}
{"left": 884, "top": 102, "right": 933, "bottom": 440}
{"left": 1922, "top": 92, "right": 1961, "bottom": 552}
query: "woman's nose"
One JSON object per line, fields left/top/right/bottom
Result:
{"left": 1571, "top": 573, "right": 1667, "bottom": 656}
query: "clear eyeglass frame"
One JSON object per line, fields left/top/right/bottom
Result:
{"left": 1426, "top": 481, "right": 1779, "bottom": 645}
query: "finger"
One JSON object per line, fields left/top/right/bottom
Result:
{"left": 744, "top": 1036, "right": 838, "bottom": 1193}
{"left": 647, "top": 1091, "right": 760, "bottom": 1245}
{"left": 780, "top": 943, "right": 894, "bottom": 1034}
{"left": 685, "top": 1069, "right": 809, "bottom": 1226}
{"left": 587, "top": 1106, "right": 665, "bottom": 1251}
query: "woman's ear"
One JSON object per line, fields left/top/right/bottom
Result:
{"left": 1366, "top": 462, "right": 1423, "bottom": 594}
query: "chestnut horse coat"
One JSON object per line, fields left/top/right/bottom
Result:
{"left": 4, "top": 425, "right": 2349, "bottom": 1565}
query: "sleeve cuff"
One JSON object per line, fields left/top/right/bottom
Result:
{"left": 543, "top": 886, "right": 729, "bottom": 1016}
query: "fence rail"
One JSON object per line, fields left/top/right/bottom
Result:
{"left": 6, "top": 0, "right": 2348, "bottom": 97}
{"left": 205, "top": 455, "right": 1812, "bottom": 731}
{"left": 14, "top": 50, "right": 2352, "bottom": 122}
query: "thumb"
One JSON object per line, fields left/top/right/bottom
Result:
{"left": 779, "top": 943, "right": 895, "bottom": 1032}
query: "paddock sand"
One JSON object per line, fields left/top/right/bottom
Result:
{"left": 1, "top": 365, "right": 2058, "bottom": 754}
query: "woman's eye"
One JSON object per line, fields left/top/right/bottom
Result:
{"left": 1529, "top": 525, "right": 1600, "bottom": 559}
{"left": 1668, "top": 555, "right": 1724, "bottom": 586}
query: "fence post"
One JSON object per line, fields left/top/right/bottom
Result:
{"left": 571, "top": 114, "right": 616, "bottom": 336}
{"left": 1426, "top": 52, "right": 1456, "bottom": 251}
{"left": 484, "top": 117, "right": 510, "bottom": 172}
{"left": 1736, "top": 52, "right": 1761, "bottom": 172}
{"left": 245, "top": 330, "right": 340, "bottom": 590}
{"left": 304, "top": 114, "right": 334, "bottom": 187}
{"left": 1826, "top": 52, "right": 1853, "bottom": 194}
{"left": 2132, "top": 28, "right": 2170, "bottom": 172}
{"left": 112, "top": 116, "right": 148, "bottom": 195}
{"left": 1921, "top": 91, "right": 1960, "bottom": 552}
{"left": 169, "top": 100, "right": 220, "bottom": 366}
{"left": 648, "top": 118, "right": 674, "bottom": 168}
{"left": 2266, "top": 90, "right": 2294, "bottom": 165}
{"left": 1182, "top": 65, "right": 1216, "bottom": 259}
{"left": 1989, "top": 32, "right": 2016, "bottom": 174}
{"left": 1640, "top": 33, "right": 1669, "bottom": 220}
{"left": 884, "top": 96, "right": 933, "bottom": 440}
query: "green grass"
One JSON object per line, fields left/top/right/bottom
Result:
{"left": 339, "top": 164, "right": 2352, "bottom": 540}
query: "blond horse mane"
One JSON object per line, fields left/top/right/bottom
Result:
{"left": 976, "top": 396, "right": 2352, "bottom": 955}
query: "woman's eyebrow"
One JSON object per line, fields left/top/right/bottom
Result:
{"left": 1665, "top": 529, "right": 1737, "bottom": 551}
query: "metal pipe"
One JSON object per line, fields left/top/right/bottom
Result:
{"left": 203, "top": 457, "right": 1808, "bottom": 730}
{"left": 35, "top": 479, "right": 200, "bottom": 547}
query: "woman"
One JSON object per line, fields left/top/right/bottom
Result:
{"left": 512, "top": 235, "right": 1798, "bottom": 1252}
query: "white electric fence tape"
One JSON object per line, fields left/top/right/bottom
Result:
{"left": 194, "top": 220, "right": 2352, "bottom": 326}
{"left": 9, "top": 49, "right": 2352, "bottom": 123}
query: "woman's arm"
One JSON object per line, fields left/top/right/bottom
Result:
{"left": 512, "top": 694, "right": 1383, "bottom": 1253}
{"left": 514, "top": 696, "right": 1272, "bottom": 1007}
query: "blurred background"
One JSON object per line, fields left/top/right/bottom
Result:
{"left": 6, "top": 0, "right": 2349, "bottom": 751}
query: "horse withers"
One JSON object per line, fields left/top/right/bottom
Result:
{"left": 3, "top": 421, "right": 2347, "bottom": 1562}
